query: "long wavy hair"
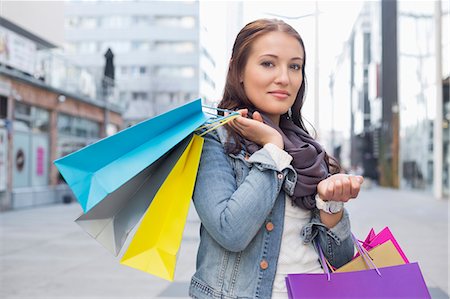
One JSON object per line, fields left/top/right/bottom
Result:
{"left": 218, "top": 18, "right": 340, "bottom": 174}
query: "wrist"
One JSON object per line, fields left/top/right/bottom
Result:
{"left": 267, "top": 136, "right": 283, "bottom": 149}
{"left": 315, "top": 194, "right": 344, "bottom": 214}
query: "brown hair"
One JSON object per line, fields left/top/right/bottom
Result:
{"left": 218, "top": 19, "right": 340, "bottom": 174}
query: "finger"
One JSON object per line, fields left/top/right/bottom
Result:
{"left": 326, "top": 181, "right": 335, "bottom": 201}
{"left": 253, "top": 111, "right": 264, "bottom": 122}
{"left": 237, "top": 108, "right": 248, "bottom": 118}
{"left": 334, "top": 179, "right": 343, "bottom": 200}
{"left": 350, "top": 176, "right": 361, "bottom": 198}
{"left": 234, "top": 116, "right": 251, "bottom": 129}
{"left": 341, "top": 177, "right": 351, "bottom": 201}
{"left": 355, "top": 175, "right": 364, "bottom": 184}
{"left": 231, "top": 119, "right": 246, "bottom": 132}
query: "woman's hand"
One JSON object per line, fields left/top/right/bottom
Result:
{"left": 227, "top": 109, "right": 284, "bottom": 149}
{"left": 317, "top": 174, "right": 364, "bottom": 202}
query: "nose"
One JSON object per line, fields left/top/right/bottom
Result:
{"left": 274, "top": 67, "right": 289, "bottom": 86}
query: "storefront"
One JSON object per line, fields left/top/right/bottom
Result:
{"left": 0, "top": 74, "right": 122, "bottom": 210}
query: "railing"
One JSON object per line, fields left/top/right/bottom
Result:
{"left": 34, "top": 49, "right": 123, "bottom": 110}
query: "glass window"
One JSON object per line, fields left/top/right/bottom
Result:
{"left": 155, "top": 66, "right": 195, "bottom": 78}
{"left": 132, "top": 92, "right": 148, "bottom": 101}
{"left": 131, "top": 41, "right": 151, "bottom": 51}
{"left": 32, "top": 107, "right": 50, "bottom": 133}
{"left": 65, "top": 16, "right": 80, "bottom": 29}
{"left": 57, "top": 114, "right": 72, "bottom": 136}
{"left": 78, "top": 41, "right": 98, "bottom": 54}
{"left": 101, "top": 15, "right": 131, "bottom": 28}
{"left": 155, "top": 16, "right": 196, "bottom": 28}
{"left": 0, "top": 96, "right": 7, "bottom": 118}
{"left": 154, "top": 41, "right": 195, "bottom": 53}
{"left": 100, "top": 41, "right": 131, "bottom": 53}
{"left": 80, "top": 17, "right": 98, "bottom": 29}
{"left": 57, "top": 113, "right": 100, "bottom": 139}
{"left": 132, "top": 15, "right": 152, "bottom": 26}
{"left": 14, "top": 104, "right": 49, "bottom": 132}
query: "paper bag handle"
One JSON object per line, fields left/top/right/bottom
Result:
{"left": 315, "top": 233, "right": 382, "bottom": 281}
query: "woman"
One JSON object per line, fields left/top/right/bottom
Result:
{"left": 189, "top": 19, "right": 363, "bottom": 299}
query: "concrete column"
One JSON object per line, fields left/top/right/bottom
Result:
{"left": 434, "top": 0, "right": 444, "bottom": 199}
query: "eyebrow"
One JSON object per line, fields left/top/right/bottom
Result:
{"left": 259, "top": 54, "right": 304, "bottom": 61}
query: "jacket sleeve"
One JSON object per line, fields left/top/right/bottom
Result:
{"left": 192, "top": 132, "right": 294, "bottom": 252}
{"left": 301, "top": 208, "right": 355, "bottom": 268}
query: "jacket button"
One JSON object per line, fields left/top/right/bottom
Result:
{"left": 277, "top": 173, "right": 284, "bottom": 179}
{"left": 260, "top": 260, "right": 268, "bottom": 270}
{"left": 265, "top": 222, "right": 274, "bottom": 232}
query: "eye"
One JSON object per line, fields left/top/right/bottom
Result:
{"left": 261, "top": 61, "right": 275, "bottom": 68}
{"left": 290, "top": 64, "right": 302, "bottom": 71}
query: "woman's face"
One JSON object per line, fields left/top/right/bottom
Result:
{"left": 241, "top": 31, "right": 304, "bottom": 124}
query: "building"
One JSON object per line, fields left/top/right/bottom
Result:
{"left": 0, "top": 16, "right": 123, "bottom": 211}
{"left": 329, "top": 0, "right": 449, "bottom": 198}
{"left": 64, "top": 0, "right": 228, "bottom": 126}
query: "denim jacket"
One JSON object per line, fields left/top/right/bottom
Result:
{"left": 189, "top": 127, "right": 354, "bottom": 299}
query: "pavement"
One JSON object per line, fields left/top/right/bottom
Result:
{"left": 0, "top": 185, "right": 448, "bottom": 299}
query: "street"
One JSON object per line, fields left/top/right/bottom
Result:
{"left": 0, "top": 186, "right": 448, "bottom": 299}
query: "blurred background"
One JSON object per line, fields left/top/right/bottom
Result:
{"left": 0, "top": 0, "right": 448, "bottom": 298}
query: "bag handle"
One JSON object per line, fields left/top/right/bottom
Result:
{"left": 196, "top": 105, "right": 240, "bottom": 137}
{"left": 315, "top": 233, "right": 382, "bottom": 281}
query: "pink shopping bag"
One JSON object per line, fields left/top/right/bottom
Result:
{"left": 360, "top": 226, "right": 409, "bottom": 263}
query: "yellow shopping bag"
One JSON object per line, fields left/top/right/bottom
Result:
{"left": 120, "top": 134, "right": 204, "bottom": 280}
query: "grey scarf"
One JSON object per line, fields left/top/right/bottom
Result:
{"left": 243, "top": 113, "right": 329, "bottom": 210}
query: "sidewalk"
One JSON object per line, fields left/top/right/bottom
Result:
{"left": 0, "top": 186, "right": 448, "bottom": 299}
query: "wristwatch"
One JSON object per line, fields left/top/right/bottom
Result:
{"left": 315, "top": 194, "right": 344, "bottom": 214}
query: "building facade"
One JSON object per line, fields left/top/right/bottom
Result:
{"left": 64, "top": 0, "right": 220, "bottom": 126}
{"left": 0, "top": 17, "right": 123, "bottom": 210}
{"left": 329, "top": 0, "right": 449, "bottom": 198}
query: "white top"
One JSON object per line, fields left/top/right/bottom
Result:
{"left": 263, "top": 144, "right": 322, "bottom": 299}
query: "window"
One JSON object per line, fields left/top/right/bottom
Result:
{"left": 139, "top": 66, "right": 147, "bottom": 75}
{"left": 78, "top": 42, "right": 98, "bottom": 54}
{"left": 101, "top": 16, "right": 131, "bottom": 28}
{"left": 100, "top": 41, "right": 131, "bottom": 53}
{"left": 131, "top": 41, "right": 151, "bottom": 51}
{"left": 154, "top": 16, "right": 196, "bottom": 28}
{"left": 201, "top": 71, "right": 216, "bottom": 89}
{"left": 132, "top": 92, "right": 148, "bottom": 101}
{"left": 57, "top": 113, "right": 100, "bottom": 138}
{"left": 65, "top": 16, "right": 80, "bottom": 29}
{"left": 154, "top": 41, "right": 195, "bottom": 53}
{"left": 155, "top": 66, "right": 195, "bottom": 78}
{"left": 0, "top": 96, "right": 7, "bottom": 118}
{"left": 14, "top": 103, "right": 49, "bottom": 132}
{"left": 80, "top": 17, "right": 98, "bottom": 29}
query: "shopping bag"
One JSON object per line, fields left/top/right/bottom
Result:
{"left": 120, "top": 134, "right": 203, "bottom": 281}
{"left": 286, "top": 263, "right": 430, "bottom": 298}
{"left": 54, "top": 99, "right": 209, "bottom": 213}
{"left": 336, "top": 240, "right": 405, "bottom": 272}
{"left": 359, "top": 226, "right": 409, "bottom": 263}
{"left": 285, "top": 234, "right": 431, "bottom": 298}
{"left": 74, "top": 135, "right": 192, "bottom": 256}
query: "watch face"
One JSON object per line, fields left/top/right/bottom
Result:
{"left": 329, "top": 202, "right": 343, "bottom": 213}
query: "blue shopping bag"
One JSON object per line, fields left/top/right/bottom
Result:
{"left": 54, "top": 98, "right": 209, "bottom": 213}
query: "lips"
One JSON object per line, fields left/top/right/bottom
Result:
{"left": 268, "top": 90, "right": 290, "bottom": 99}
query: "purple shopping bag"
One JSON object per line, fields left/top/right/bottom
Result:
{"left": 286, "top": 234, "right": 431, "bottom": 299}
{"left": 286, "top": 262, "right": 430, "bottom": 298}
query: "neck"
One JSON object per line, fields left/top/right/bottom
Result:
{"left": 268, "top": 114, "right": 280, "bottom": 126}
